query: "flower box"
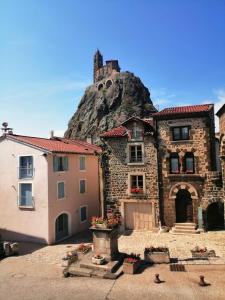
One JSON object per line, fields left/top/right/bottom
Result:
{"left": 144, "top": 247, "right": 170, "bottom": 264}
{"left": 92, "top": 255, "right": 105, "bottom": 265}
{"left": 191, "top": 246, "right": 216, "bottom": 258}
{"left": 123, "top": 260, "right": 140, "bottom": 274}
{"left": 130, "top": 188, "right": 143, "bottom": 194}
{"left": 191, "top": 248, "right": 216, "bottom": 258}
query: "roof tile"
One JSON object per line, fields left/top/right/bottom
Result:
{"left": 153, "top": 104, "right": 213, "bottom": 117}
{"left": 5, "top": 134, "right": 101, "bottom": 154}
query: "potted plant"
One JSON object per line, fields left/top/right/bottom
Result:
{"left": 91, "top": 215, "right": 120, "bottom": 229}
{"left": 91, "top": 216, "right": 107, "bottom": 228}
{"left": 76, "top": 243, "right": 91, "bottom": 254}
{"left": 191, "top": 246, "right": 216, "bottom": 258}
{"left": 123, "top": 253, "right": 141, "bottom": 274}
{"left": 144, "top": 246, "right": 170, "bottom": 264}
{"left": 92, "top": 253, "right": 105, "bottom": 265}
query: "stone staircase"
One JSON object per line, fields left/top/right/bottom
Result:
{"left": 170, "top": 223, "right": 199, "bottom": 235}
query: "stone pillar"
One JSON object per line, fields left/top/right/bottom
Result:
{"left": 90, "top": 227, "right": 119, "bottom": 261}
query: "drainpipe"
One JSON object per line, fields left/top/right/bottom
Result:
{"left": 155, "top": 118, "right": 164, "bottom": 226}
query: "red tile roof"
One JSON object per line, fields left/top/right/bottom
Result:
{"left": 153, "top": 104, "right": 213, "bottom": 118}
{"left": 101, "top": 126, "right": 127, "bottom": 138}
{"left": 101, "top": 118, "right": 155, "bottom": 138}
{"left": 5, "top": 134, "right": 101, "bottom": 154}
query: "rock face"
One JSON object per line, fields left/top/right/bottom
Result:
{"left": 65, "top": 71, "right": 157, "bottom": 143}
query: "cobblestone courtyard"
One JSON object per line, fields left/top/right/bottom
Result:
{"left": 1, "top": 231, "right": 225, "bottom": 300}
{"left": 16, "top": 230, "right": 225, "bottom": 265}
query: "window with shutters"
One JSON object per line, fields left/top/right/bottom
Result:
{"left": 79, "top": 156, "right": 86, "bottom": 171}
{"left": 53, "top": 156, "right": 68, "bottom": 172}
{"left": 57, "top": 181, "right": 65, "bottom": 199}
{"left": 79, "top": 179, "right": 86, "bottom": 194}
{"left": 80, "top": 205, "right": 88, "bottom": 222}
{"left": 18, "top": 183, "right": 33, "bottom": 207}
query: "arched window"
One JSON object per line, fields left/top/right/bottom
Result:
{"left": 170, "top": 153, "right": 180, "bottom": 174}
{"left": 184, "top": 152, "right": 195, "bottom": 174}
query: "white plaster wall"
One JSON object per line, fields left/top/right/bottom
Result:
{"left": 47, "top": 154, "right": 100, "bottom": 244}
{"left": 0, "top": 139, "right": 49, "bottom": 243}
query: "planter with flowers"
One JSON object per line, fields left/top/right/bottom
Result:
{"left": 91, "top": 215, "right": 120, "bottom": 229}
{"left": 92, "top": 253, "right": 105, "bottom": 265}
{"left": 130, "top": 187, "right": 143, "bottom": 194}
{"left": 191, "top": 246, "right": 216, "bottom": 258}
{"left": 90, "top": 214, "right": 120, "bottom": 261}
{"left": 76, "top": 243, "right": 92, "bottom": 254}
{"left": 123, "top": 253, "right": 141, "bottom": 274}
{"left": 144, "top": 246, "right": 170, "bottom": 264}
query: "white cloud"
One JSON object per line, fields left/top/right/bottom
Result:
{"left": 201, "top": 89, "right": 225, "bottom": 132}
{"left": 0, "top": 78, "right": 90, "bottom": 103}
{"left": 151, "top": 88, "right": 176, "bottom": 110}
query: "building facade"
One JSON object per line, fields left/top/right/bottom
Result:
{"left": 101, "top": 104, "right": 225, "bottom": 232}
{"left": 101, "top": 117, "right": 159, "bottom": 231}
{"left": 0, "top": 134, "right": 100, "bottom": 244}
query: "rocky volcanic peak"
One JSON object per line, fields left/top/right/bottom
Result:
{"left": 64, "top": 71, "right": 157, "bottom": 143}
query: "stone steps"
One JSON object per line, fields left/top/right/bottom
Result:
{"left": 170, "top": 223, "right": 199, "bottom": 235}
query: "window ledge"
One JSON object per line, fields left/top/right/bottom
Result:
{"left": 167, "top": 173, "right": 204, "bottom": 179}
{"left": 18, "top": 205, "right": 34, "bottom": 210}
{"left": 127, "top": 162, "right": 145, "bottom": 166}
{"left": 171, "top": 140, "right": 193, "bottom": 144}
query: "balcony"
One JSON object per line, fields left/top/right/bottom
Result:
{"left": 19, "top": 167, "right": 34, "bottom": 179}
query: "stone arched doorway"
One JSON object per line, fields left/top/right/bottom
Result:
{"left": 55, "top": 213, "right": 69, "bottom": 242}
{"left": 206, "top": 202, "right": 224, "bottom": 230}
{"left": 175, "top": 189, "right": 193, "bottom": 223}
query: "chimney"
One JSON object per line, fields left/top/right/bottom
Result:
{"left": 1, "top": 122, "right": 13, "bottom": 136}
{"left": 50, "top": 130, "right": 54, "bottom": 139}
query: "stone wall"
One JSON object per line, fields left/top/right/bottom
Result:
{"left": 157, "top": 115, "right": 221, "bottom": 227}
{"left": 219, "top": 112, "right": 225, "bottom": 135}
{"left": 102, "top": 132, "right": 159, "bottom": 225}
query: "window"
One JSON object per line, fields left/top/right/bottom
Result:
{"left": 172, "top": 126, "right": 190, "bottom": 141}
{"left": 79, "top": 156, "right": 86, "bottom": 170}
{"left": 184, "top": 152, "right": 195, "bottom": 173}
{"left": 130, "top": 175, "right": 143, "bottom": 193}
{"left": 80, "top": 179, "right": 86, "bottom": 194}
{"left": 19, "top": 183, "right": 33, "bottom": 207}
{"left": 130, "top": 145, "right": 143, "bottom": 163}
{"left": 80, "top": 206, "right": 87, "bottom": 222}
{"left": 53, "top": 156, "right": 68, "bottom": 172}
{"left": 58, "top": 182, "right": 65, "bottom": 199}
{"left": 19, "top": 156, "right": 33, "bottom": 179}
{"left": 131, "top": 123, "right": 143, "bottom": 140}
{"left": 170, "top": 153, "right": 180, "bottom": 174}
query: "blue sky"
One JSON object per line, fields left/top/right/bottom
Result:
{"left": 0, "top": 0, "right": 225, "bottom": 137}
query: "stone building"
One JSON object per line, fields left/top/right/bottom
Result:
{"left": 154, "top": 104, "right": 223, "bottom": 232}
{"left": 101, "top": 104, "right": 225, "bottom": 232}
{"left": 101, "top": 117, "right": 159, "bottom": 231}
{"left": 216, "top": 104, "right": 225, "bottom": 221}
{"left": 93, "top": 49, "right": 120, "bottom": 83}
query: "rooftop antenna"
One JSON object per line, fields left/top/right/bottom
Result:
{"left": 1, "top": 122, "right": 13, "bottom": 136}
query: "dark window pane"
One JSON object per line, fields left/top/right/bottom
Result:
{"left": 181, "top": 127, "right": 189, "bottom": 139}
{"left": 185, "top": 153, "right": 194, "bottom": 173}
{"left": 173, "top": 128, "right": 180, "bottom": 140}
{"left": 131, "top": 176, "right": 137, "bottom": 188}
{"left": 80, "top": 207, "right": 87, "bottom": 222}
{"left": 170, "top": 153, "right": 180, "bottom": 173}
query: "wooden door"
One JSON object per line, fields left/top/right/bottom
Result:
{"left": 125, "top": 203, "right": 152, "bottom": 230}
